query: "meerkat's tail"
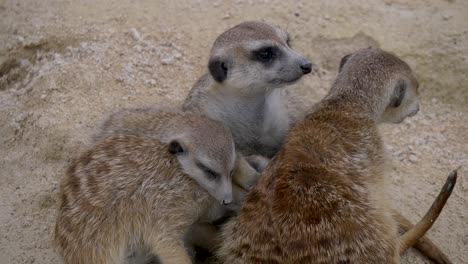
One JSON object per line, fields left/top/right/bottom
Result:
{"left": 394, "top": 212, "right": 452, "bottom": 264}
{"left": 398, "top": 169, "right": 458, "bottom": 259}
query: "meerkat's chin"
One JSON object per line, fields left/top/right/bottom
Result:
{"left": 397, "top": 110, "right": 418, "bottom": 124}
{"left": 395, "top": 118, "right": 405, "bottom": 124}
{"left": 394, "top": 115, "right": 411, "bottom": 124}
{"left": 408, "top": 108, "right": 419, "bottom": 117}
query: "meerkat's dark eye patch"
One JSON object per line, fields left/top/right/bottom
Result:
{"left": 390, "top": 80, "right": 407, "bottom": 107}
{"left": 208, "top": 58, "right": 229, "bottom": 83}
{"left": 339, "top": 54, "right": 352, "bottom": 72}
{"left": 253, "top": 46, "right": 279, "bottom": 63}
{"left": 196, "top": 162, "right": 220, "bottom": 180}
{"left": 168, "top": 140, "right": 184, "bottom": 154}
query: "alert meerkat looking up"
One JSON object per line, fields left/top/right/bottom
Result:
{"left": 55, "top": 109, "right": 251, "bottom": 264}
{"left": 217, "top": 48, "right": 457, "bottom": 264}
{"left": 183, "top": 21, "right": 312, "bottom": 157}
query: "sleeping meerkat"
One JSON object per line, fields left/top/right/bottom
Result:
{"left": 183, "top": 21, "right": 312, "bottom": 157}
{"left": 89, "top": 107, "right": 266, "bottom": 263}
{"left": 54, "top": 110, "right": 258, "bottom": 264}
{"left": 217, "top": 48, "right": 457, "bottom": 264}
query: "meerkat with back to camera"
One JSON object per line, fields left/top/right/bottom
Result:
{"left": 184, "top": 21, "right": 452, "bottom": 263}
{"left": 54, "top": 109, "right": 262, "bottom": 264}
{"left": 217, "top": 48, "right": 457, "bottom": 263}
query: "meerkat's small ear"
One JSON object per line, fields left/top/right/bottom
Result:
{"left": 339, "top": 54, "right": 351, "bottom": 72}
{"left": 168, "top": 140, "right": 185, "bottom": 154}
{"left": 390, "top": 80, "right": 407, "bottom": 107}
{"left": 208, "top": 57, "right": 229, "bottom": 82}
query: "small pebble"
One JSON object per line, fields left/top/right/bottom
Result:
{"left": 134, "top": 45, "right": 142, "bottom": 52}
{"left": 17, "top": 35, "right": 25, "bottom": 44}
{"left": 442, "top": 14, "right": 452, "bottom": 21}
{"left": 161, "top": 57, "right": 174, "bottom": 65}
{"left": 129, "top": 28, "right": 142, "bottom": 41}
{"left": 463, "top": 235, "right": 468, "bottom": 245}
{"left": 409, "top": 154, "right": 418, "bottom": 163}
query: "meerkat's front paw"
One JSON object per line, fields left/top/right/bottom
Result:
{"left": 232, "top": 154, "right": 270, "bottom": 191}
{"left": 245, "top": 155, "right": 270, "bottom": 173}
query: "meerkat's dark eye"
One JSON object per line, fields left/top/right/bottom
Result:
{"left": 197, "top": 162, "right": 220, "bottom": 180}
{"left": 254, "top": 47, "right": 277, "bottom": 63}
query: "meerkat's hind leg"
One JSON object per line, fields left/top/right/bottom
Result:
{"left": 399, "top": 169, "right": 458, "bottom": 254}
{"left": 394, "top": 211, "right": 452, "bottom": 264}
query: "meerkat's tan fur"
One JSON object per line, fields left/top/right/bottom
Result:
{"left": 94, "top": 106, "right": 266, "bottom": 192}
{"left": 54, "top": 109, "right": 256, "bottom": 264}
{"left": 217, "top": 48, "right": 455, "bottom": 264}
{"left": 183, "top": 21, "right": 312, "bottom": 157}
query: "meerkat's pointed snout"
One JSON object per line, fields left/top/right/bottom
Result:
{"left": 222, "top": 197, "right": 233, "bottom": 205}
{"left": 220, "top": 180, "right": 233, "bottom": 205}
{"left": 300, "top": 60, "right": 312, "bottom": 74}
{"left": 285, "top": 48, "right": 313, "bottom": 80}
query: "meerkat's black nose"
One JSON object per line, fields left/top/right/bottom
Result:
{"left": 300, "top": 62, "right": 312, "bottom": 74}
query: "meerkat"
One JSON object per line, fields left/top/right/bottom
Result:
{"left": 183, "top": 21, "right": 313, "bottom": 158}
{"left": 54, "top": 110, "right": 256, "bottom": 264}
{"left": 89, "top": 106, "right": 267, "bottom": 263}
{"left": 217, "top": 48, "right": 457, "bottom": 264}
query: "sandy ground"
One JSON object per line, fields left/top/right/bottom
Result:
{"left": 0, "top": 0, "right": 467, "bottom": 263}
